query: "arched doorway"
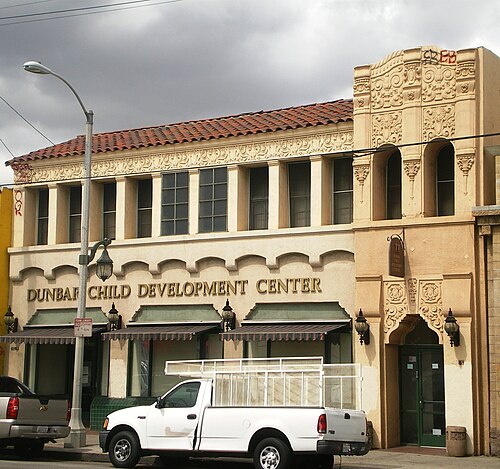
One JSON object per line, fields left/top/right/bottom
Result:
{"left": 399, "top": 317, "right": 445, "bottom": 447}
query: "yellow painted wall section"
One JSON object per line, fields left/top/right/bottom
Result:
{"left": 0, "top": 188, "right": 13, "bottom": 375}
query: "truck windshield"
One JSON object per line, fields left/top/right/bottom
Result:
{"left": 163, "top": 382, "right": 200, "bottom": 408}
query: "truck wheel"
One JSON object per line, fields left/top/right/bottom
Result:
{"left": 109, "top": 431, "right": 141, "bottom": 468}
{"left": 254, "top": 437, "right": 292, "bottom": 469}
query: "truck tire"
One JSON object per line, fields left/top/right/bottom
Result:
{"left": 254, "top": 437, "right": 292, "bottom": 469}
{"left": 109, "top": 430, "right": 141, "bottom": 468}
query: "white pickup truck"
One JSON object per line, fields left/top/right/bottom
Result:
{"left": 99, "top": 358, "right": 369, "bottom": 469}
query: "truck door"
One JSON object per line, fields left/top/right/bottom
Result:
{"left": 146, "top": 381, "right": 205, "bottom": 450}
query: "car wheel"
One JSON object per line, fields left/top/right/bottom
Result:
{"left": 109, "top": 430, "right": 141, "bottom": 468}
{"left": 254, "top": 437, "right": 292, "bottom": 469}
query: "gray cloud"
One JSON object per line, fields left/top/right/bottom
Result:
{"left": 1, "top": 0, "right": 499, "bottom": 185}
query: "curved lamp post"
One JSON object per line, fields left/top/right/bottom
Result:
{"left": 24, "top": 61, "right": 101, "bottom": 448}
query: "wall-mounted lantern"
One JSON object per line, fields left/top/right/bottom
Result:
{"left": 107, "top": 303, "right": 122, "bottom": 331}
{"left": 444, "top": 308, "right": 460, "bottom": 347}
{"left": 4, "top": 306, "right": 18, "bottom": 334}
{"left": 84, "top": 238, "right": 114, "bottom": 282}
{"left": 354, "top": 309, "right": 370, "bottom": 345}
{"left": 221, "top": 299, "right": 236, "bottom": 332}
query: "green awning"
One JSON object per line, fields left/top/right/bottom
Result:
{"left": 131, "top": 304, "right": 221, "bottom": 323}
{"left": 246, "top": 302, "right": 350, "bottom": 321}
{"left": 27, "top": 308, "right": 108, "bottom": 326}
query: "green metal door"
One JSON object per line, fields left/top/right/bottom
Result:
{"left": 400, "top": 346, "right": 445, "bottom": 447}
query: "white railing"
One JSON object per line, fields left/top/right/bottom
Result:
{"left": 164, "top": 357, "right": 362, "bottom": 410}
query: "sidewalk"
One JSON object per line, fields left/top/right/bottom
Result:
{"left": 44, "top": 433, "right": 500, "bottom": 468}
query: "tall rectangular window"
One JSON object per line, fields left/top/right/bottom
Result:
{"left": 199, "top": 167, "right": 227, "bottom": 233}
{"left": 103, "top": 182, "right": 116, "bottom": 239}
{"left": 332, "top": 158, "right": 353, "bottom": 224}
{"left": 288, "top": 162, "right": 310, "bottom": 227}
{"left": 137, "top": 179, "right": 152, "bottom": 238}
{"left": 37, "top": 188, "right": 49, "bottom": 245}
{"left": 161, "top": 171, "right": 189, "bottom": 235}
{"left": 69, "top": 186, "right": 82, "bottom": 243}
{"left": 249, "top": 167, "right": 268, "bottom": 230}
{"left": 437, "top": 145, "right": 454, "bottom": 216}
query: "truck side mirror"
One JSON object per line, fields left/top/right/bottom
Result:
{"left": 155, "top": 396, "right": 163, "bottom": 409}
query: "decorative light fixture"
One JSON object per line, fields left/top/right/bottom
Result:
{"left": 84, "top": 238, "right": 114, "bottom": 282}
{"left": 354, "top": 309, "right": 370, "bottom": 345}
{"left": 4, "top": 306, "right": 18, "bottom": 334}
{"left": 444, "top": 308, "right": 460, "bottom": 347}
{"left": 107, "top": 303, "right": 121, "bottom": 331}
{"left": 221, "top": 299, "right": 236, "bottom": 331}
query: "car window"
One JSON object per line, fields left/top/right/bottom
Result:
{"left": 164, "top": 382, "right": 201, "bottom": 408}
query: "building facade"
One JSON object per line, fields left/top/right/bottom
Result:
{"left": 2, "top": 46, "right": 500, "bottom": 455}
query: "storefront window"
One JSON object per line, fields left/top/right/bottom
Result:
{"left": 128, "top": 334, "right": 222, "bottom": 397}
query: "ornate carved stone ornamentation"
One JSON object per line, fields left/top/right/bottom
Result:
{"left": 353, "top": 164, "right": 370, "bottom": 203}
{"left": 403, "top": 160, "right": 421, "bottom": 199}
{"left": 384, "top": 281, "right": 408, "bottom": 338}
{"left": 372, "top": 112, "right": 402, "bottom": 147}
{"left": 422, "top": 65, "right": 456, "bottom": 102}
{"left": 17, "top": 131, "right": 354, "bottom": 183}
{"left": 407, "top": 278, "right": 418, "bottom": 311}
{"left": 418, "top": 280, "right": 444, "bottom": 338}
{"left": 423, "top": 105, "right": 455, "bottom": 141}
{"left": 456, "top": 153, "right": 475, "bottom": 195}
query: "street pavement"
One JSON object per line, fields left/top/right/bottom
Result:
{"left": 36, "top": 432, "right": 500, "bottom": 468}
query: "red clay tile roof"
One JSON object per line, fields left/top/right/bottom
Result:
{"left": 7, "top": 99, "right": 353, "bottom": 166}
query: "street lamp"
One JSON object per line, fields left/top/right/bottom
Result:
{"left": 24, "top": 61, "right": 96, "bottom": 448}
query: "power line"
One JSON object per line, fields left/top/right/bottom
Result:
{"left": 0, "top": 137, "right": 15, "bottom": 158}
{"left": 0, "top": 95, "right": 55, "bottom": 145}
{"left": 0, "top": 0, "right": 183, "bottom": 27}
{"left": 0, "top": 0, "right": 58, "bottom": 11}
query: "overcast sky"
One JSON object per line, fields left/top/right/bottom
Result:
{"left": 0, "top": 0, "right": 499, "bottom": 186}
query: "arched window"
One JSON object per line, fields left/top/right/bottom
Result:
{"left": 423, "top": 141, "right": 454, "bottom": 217}
{"left": 436, "top": 145, "right": 454, "bottom": 216}
{"left": 386, "top": 152, "right": 402, "bottom": 220}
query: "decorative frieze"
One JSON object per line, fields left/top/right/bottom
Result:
{"left": 422, "top": 64, "right": 456, "bottom": 102}
{"left": 15, "top": 131, "right": 354, "bottom": 184}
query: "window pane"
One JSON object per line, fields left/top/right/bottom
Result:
{"left": 103, "top": 212, "right": 116, "bottom": 239}
{"left": 161, "top": 172, "right": 189, "bottom": 236}
{"left": 213, "top": 216, "right": 227, "bottom": 232}
{"left": 162, "top": 173, "right": 174, "bottom": 188}
{"left": 176, "top": 203, "right": 188, "bottom": 219}
{"left": 437, "top": 146, "right": 454, "bottom": 216}
{"left": 199, "top": 217, "right": 212, "bottom": 233}
{"left": 138, "top": 179, "right": 152, "bottom": 208}
{"left": 162, "top": 189, "right": 175, "bottom": 205}
{"left": 214, "top": 200, "right": 226, "bottom": 216}
{"left": 214, "top": 167, "right": 227, "bottom": 183}
{"left": 103, "top": 183, "right": 116, "bottom": 211}
{"left": 69, "top": 186, "right": 82, "bottom": 214}
{"left": 161, "top": 220, "right": 174, "bottom": 235}
{"left": 332, "top": 158, "right": 353, "bottom": 225}
{"left": 250, "top": 167, "right": 269, "bottom": 230}
{"left": 199, "top": 185, "right": 213, "bottom": 201}
{"left": 137, "top": 209, "right": 152, "bottom": 238}
{"left": 37, "top": 189, "right": 49, "bottom": 245}
{"left": 162, "top": 205, "right": 175, "bottom": 220}
{"left": 386, "top": 153, "right": 402, "bottom": 220}
{"left": 199, "top": 201, "right": 212, "bottom": 217}
{"left": 289, "top": 162, "right": 310, "bottom": 227}
{"left": 129, "top": 340, "right": 149, "bottom": 397}
{"left": 214, "top": 183, "right": 227, "bottom": 200}
{"left": 176, "top": 219, "right": 188, "bottom": 235}
{"left": 199, "top": 169, "right": 213, "bottom": 185}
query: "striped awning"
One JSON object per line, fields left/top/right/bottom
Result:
{"left": 221, "top": 323, "right": 346, "bottom": 342}
{"left": 0, "top": 326, "right": 106, "bottom": 345}
{"left": 102, "top": 324, "right": 219, "bottom": 341}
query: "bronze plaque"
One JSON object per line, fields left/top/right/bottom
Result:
{"left": 389, "top": 236, "right": 405, "bottom": 278}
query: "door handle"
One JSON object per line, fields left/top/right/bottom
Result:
{"left": 187, "top": 414, "right": 197, "bottom": 420}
